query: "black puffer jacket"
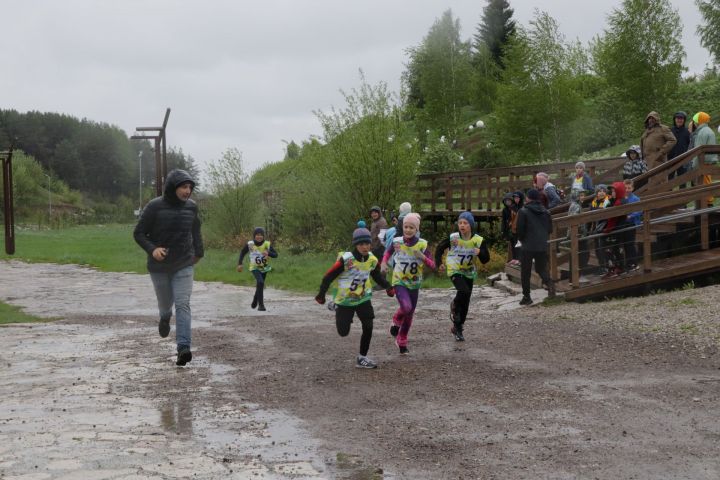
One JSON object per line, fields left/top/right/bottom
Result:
{"left": 516, "top": 201, "right": 552, "bottom": 252}
{"left": 133, "top": 169, "right": 204, "bottom": 273}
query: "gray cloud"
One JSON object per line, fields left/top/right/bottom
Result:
{"left": 0, "top": 0, "right": 709, "bottom": 177}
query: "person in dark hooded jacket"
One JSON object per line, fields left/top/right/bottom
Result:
{"left": 669, "top": 111, "right": 691, "bottom": 185}
{"left": 503, "top": 191, "right": 524, "bottom": 265}
{"left": 501, "top": 192, "right": 514, "bottom": 261}
{"left": 134, "top": 169, "right": 204, "bottom": 366}
{"left": 516, "top": 189, "right": 555, "bottom": 305}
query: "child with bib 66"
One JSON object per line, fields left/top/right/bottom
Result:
{"left": 237, "top": 227, "right": 277, "bottom": 312}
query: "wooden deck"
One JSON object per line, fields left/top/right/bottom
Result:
{"left": 561, "top": 250, "right": 720, "bottom": 300}
{"left": 425, "top": 144, "right": 720, "bottom": 301}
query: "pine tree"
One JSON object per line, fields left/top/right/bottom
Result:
{"left": 473, "top": 0, "right": 516, "bottom": 69}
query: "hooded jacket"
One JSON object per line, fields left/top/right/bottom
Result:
{"left": 133, "top": 169, "right": 204, "bottom": 273}
{"left": 603, "top": 181, "right": 627, "bottom": 233}
{"left": 501, "top": 192, "right": 514, "bottom": 239}
{"left": 640, "top": 111, "right": 676, "bottom": 169}
{"left": 692, "top": 122, "right": 718, "bottom": 165}
{"left": 369, "top": 212, "right": 388, "bottom": 250}
{"left": 669, "top": 111, "right": 691, "bottom": 160}
{"left": 516, "top": 201, "right": 552, "bottom": 252}
{"left": 622, "top": 145, "right": 647, "bottom": 179}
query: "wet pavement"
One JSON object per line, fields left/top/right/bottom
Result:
{"left": 6, "top": 261, "right": 714, "bottom": 479}
{"left": 0, "top": 261, "right": 528, "bottom": 480}
{"left": 0, "top": 261, "right": 342, "bottom": 480}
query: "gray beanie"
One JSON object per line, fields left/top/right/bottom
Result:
{"left": 352, "top": 228, "right": 372, "bottom": 245}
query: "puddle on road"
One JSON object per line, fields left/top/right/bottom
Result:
{"left": 0, "top": 261, "right": 521, "bottom": 479}
{"left": 0, "top": 321, "right": 329, "bottom": 479}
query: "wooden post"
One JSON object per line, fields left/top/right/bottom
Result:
{"left": 446, "top": 176, "right": 453, "bottom": 213}
{"left": 570, "top": 224, "right": 579, "bottom": 289}
{"left": 431, "top": 177, "right": 437, "bottom": 214}
{"left": 154, "top": 137, "right": 162, "bottom": 196}
{"left": 643, "top": 210, "right": 652, "bottom": 272}
{"left": 549, "top": 225, "right": 558, "bottom": 282}
{"left": 701, "top": 213, "right": 709, "bottom": 250}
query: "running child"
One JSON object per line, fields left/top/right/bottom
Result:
{"left": 315, "top": 227, "right": 394, "bottom": 369}
{"left": 380, "top": 212, "right": 435, "bottom": 355}
{"left": 434, "top": 212, "right": 489, "bottom": 341}
{"left": 237, "top": 227, "right": 277, "bottom": 311}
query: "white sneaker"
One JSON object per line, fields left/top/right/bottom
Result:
{"left": 355, "top": 355, "right": 377, "bottom": 369}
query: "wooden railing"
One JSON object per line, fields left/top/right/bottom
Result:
{"left": 415, "top": 156, "right": 626, "bottom": 218}
{"left": 549, "top": 181, "right": 720, "bottom": 289}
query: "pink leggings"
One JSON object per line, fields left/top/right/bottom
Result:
{"left": 392, "top": 286, "right": 419, "bottom": 347}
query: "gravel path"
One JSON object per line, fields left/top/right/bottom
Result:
{"left": 0, "top": 260, "right": 719, "bottom": 479}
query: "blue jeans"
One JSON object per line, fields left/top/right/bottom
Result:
{"left": 150, "top": 266, "right": 194, "bottom": 349}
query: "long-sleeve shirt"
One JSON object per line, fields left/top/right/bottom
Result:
{"left": 238, "top": 241, "right": 278, "bottom": 264}
{"left": 317, "top": 249, "right": 390, "bottom": 297}
{"left": 434, "top": 235, "right": 491, "bottom": 267}
{"left": 382, "top": 236, "right": 436, "bottom": 270}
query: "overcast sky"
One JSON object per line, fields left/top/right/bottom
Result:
{"left": 0, "top": 0, "right": 710, "bottom": 178}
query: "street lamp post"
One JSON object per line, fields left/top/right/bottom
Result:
{"left": 138, "top": 150, "right": 143, "bottom": 212}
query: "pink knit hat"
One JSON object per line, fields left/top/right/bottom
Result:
{"left": 403, "top": 212, "right": 421, "bottom": 230}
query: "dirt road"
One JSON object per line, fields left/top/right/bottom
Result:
{"left": 1, "top": 261, "right": 719, "bottom": 479}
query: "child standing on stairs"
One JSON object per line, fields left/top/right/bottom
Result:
{"left": 381, "top": 213, "right": 435, "bottom": 354}
{"left": 434, "top": 212, "right": 490, "bottom": 341}
{"left": 237, "top": 227, "right": 277, "bottom": 311}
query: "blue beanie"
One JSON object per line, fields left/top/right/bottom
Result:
{"left": 458, "top": 211, "right": 475, "bottom": 228}
{"left": 352, "top": 227, "right": 372, "bottom": 245}
{"left": 357, "top": 220, "right": 367, "bottom": 229}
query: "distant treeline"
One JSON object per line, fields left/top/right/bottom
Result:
{"left": 0, "top": 109, "right": 198, "bottom": 199}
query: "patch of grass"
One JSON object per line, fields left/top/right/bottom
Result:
{"left": 541, "top": 295, "right": 565, "bottom": 307}
{"left": 673, "top": 298, "right": 699, "bottom": 307}
{"left": 0, "top": 301, "right": 46, "bottom": 325}
{"left": 679, "top": 323, "right": 699, "bottom": 334}
{"left": 0, "top": 225, "right": 462, "bottom": 294}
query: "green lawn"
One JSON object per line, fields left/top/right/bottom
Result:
{"left": 0, "top": 301, "right": 46, "bottom": 325}
{"left": 0, "top": 225, "right": 463, "bottom": 294}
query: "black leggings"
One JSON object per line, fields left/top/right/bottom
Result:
{"left": 451, "top": 275, "right": 474, "bottom": 329}
{"left": 335, "top": 301, "right": 374, "bottom": 356}
{"left": 252, "top": 270, "right": 267, "bottom": 305}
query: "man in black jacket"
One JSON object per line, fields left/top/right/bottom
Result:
{"left": 134, "top": 169, "right": 204, "bottom": 366}
{"left": 516, "top": 189, "right": 555, "bottom": 305}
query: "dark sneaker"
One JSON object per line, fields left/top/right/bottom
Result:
{"left": 399, "top": 346, "right": 409, "bottom": 355}
{"left": 355, "top": 355, "right": 377, "bottom": 369}
{"left": 158, "top": 314, "right": 171, "bottom": 338}
{"left": 176, "top": 346, "right": 192, "bottom": 366}
{"left": 251, "top": 298, "right": 258, "bottom": 309}
{"left": 257, "top": 304, "right": 266, "bottom": 311}
{"left": 389, "top": 325, "right": 399, "bottom": 337}
{"left": 519, "top": 296, "right": 533, "bottom": 306}
{"left": 454, "top": 330, "right": 465, "bottom": 342}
